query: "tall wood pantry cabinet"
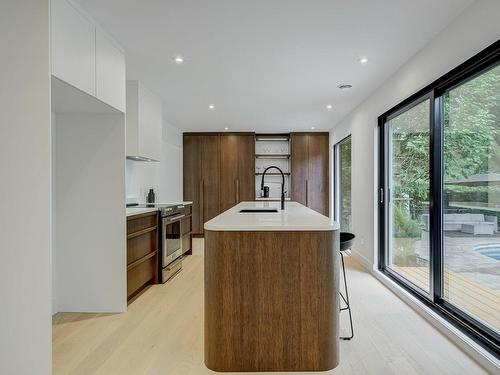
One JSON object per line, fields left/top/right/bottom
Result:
{"left": 183, "top": 133, "right": 255, "bottom": 236}
{"left": 290, "top": 133, "right": 329, "bottom": 216}
{"left": 184, "top": 132, "right": 329, "bottom": 236}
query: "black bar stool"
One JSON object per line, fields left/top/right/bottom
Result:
{"left": 339, "top": 232, "right": 355, "bottom": 340}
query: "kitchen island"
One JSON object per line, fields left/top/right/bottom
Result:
{"left": 204, "top": 201, "right": 340, "bottom": 372}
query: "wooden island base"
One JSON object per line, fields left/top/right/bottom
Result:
{"left": 204, "top": 230, "right": 340, "bottom": 372}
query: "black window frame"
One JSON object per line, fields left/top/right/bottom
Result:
{"left": 333, "top": 135, "right": 352, "bottom": 230}
{"left": 378, "top": 39, "right": 500, "bottom": 357}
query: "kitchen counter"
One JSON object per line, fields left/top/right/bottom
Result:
{"left": 204, "top": 201, "right": 338, "bottom": 231}
{"left": 126, "top": 201, "right": 193, "bottom": 217}
{"left": 126, "top": 207, "right": 158, "bottom": 217}
{"left": 204, "top": 201, "right": 340, "bottom": 372}
{"left": 153, "top": 201, "right": 193, "bottom": 206}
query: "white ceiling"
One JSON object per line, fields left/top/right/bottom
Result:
{"left": 77, "top": 0, "right": 473, "bottom": 132}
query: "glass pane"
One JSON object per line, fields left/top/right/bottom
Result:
{"left": 443, "top": 64, "right": 500, "bottom": 334}
{"left": 387, "top": 99, "right": 431, "bottom": 293}
{"left": 339, "top": 138, "right": 352, "bottom": 232}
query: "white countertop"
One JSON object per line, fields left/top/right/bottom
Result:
{"left": 126, "top": 207, "right": 158, "bottom": 217}
{"left": 255, "top": 197, "right": 292, "bottom": 201}
{"left": 153, "top": 201, "right": 193, "bottom": 206}
{"left": 126, "top": 201, "right": 193, "bottom": 217}
{"left": 204, "top": 201, "right": 339, "bottom": 231}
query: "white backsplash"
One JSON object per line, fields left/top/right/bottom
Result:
{"left": 126, "top": 123, "right": 183, "bottom": 203}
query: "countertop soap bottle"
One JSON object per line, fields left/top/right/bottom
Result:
{"left": 146, "top": 188, "right": 155, "bottom": 206}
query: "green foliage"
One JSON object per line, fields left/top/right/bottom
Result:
{"left": 340, "top": 139, "right": 352, "bottom": 231}
{"left": 392, "top": 64, "right": 500, "bottom": 211}
{"left": 393, "top": 204, "right": 421, "bottom": 238}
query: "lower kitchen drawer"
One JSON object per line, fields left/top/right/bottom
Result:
{"left": 127, "top": 255, "right": 157, "bottom": 301}
{"left": 182, "top": 233, "right": 192, "bottom": 254}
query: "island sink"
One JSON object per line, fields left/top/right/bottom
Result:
{"left": 239, "top": 208, "right": 278, "bottom": 213}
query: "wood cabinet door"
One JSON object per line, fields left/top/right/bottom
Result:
{"left": 237, "top": 135, "right": 256, "bottom": 202}
{"left": 307, "top": 134, "right": 329, "bottom": 216}
{"left": 219, "top": 134, "right": 239, "bottom": 212}
{"left": 201, "top": 135, "right": 221, "bottom": 226}
{"left": 183, "top": 135, "right": 202, "bottom": 234}
{"left": 290, "top": 134, "right": 308, "bottom": 206}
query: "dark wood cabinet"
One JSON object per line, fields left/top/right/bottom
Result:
{"left": 184, "top": 132, "right": 328, "bottom": 236}
{"left": 183, "top": 134, "right": 220, "bottom": 235}
{"left": 183, "top": 135, "right": 202, "bottom": 234}
{"left": 290, "top": 134, "right": 308, "bottom": 207}
{"left": 219, "top": 134, "right": 255, "bottom": 212}
{"left": 291, "top": 133, "right": 329, "bottom": 216}
{"left": 181, "top": 204, "right": 193, "bottom": 254}
{"left": 126, "top": 211, "right": 159, "bottom": 301}
{"left": 201, "top": 135, "right": 221, "bottom": 226}
{"left": 237, "top": 135, "right": 256, "bottom": 202}
{"left": 184, "top": 133, "right": 255, "bottom": 235}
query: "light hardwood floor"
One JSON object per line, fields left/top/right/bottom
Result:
{"left": 53, "top": 240, "right": 490, "bottom": 374}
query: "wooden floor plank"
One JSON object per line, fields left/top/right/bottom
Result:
{"left": 394, "top": 266, "right": 500, "bottom": 330}
{"left": 53, "top": 243, "right": 490, "bottom": 375}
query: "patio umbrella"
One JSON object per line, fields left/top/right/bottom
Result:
{"left": 445, "top": 173, "right": 500, "bottom": 187}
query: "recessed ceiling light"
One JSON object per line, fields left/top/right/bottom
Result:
{"left": 359, "top": 57, "right": 368, "bottom": 64}
{"left": 224, "top": 127, "right": 229, "bottom": 130}
{"left": 326, "top": 104, "right": 333, "bottom": 110}
{"left": 208, "top": 104, "right": 215, "bottom": 110}
{"left": 173, "top": 56, "right": 184, "bottom": 64}
{"left": 311, "top": 126, "right": 316, "bottom": 130}
{"left": 338, "top": 84, "right": 353, "bottom": 90}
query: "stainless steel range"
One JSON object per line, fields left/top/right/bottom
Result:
{"left": 160, "top": 204, "right": 186, "bottom": 282}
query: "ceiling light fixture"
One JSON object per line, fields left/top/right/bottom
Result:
{"left": 359, "top": 57, "right": 368, "bottom": 64}
{"left": 326, "top": 104, "right": 333, "bottom": 110}
{"left": 311, "top": 126, "right": 316, "bottom": 130}
{"left": 338, "top": 84, "right": 353, "bottom": 90}
{"left": 208, "top": 104, "right": 215, "bottom": 110}
{"left": 173, "top": 56, "right": 184, "bottom": 64}
{"left": 224, "top": 127, "right": 229, "bottom": 130}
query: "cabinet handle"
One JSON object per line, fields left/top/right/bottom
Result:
{"left": 236, "top": 179, "right": 240, "bottom": 202}
{"left": 306, "top": 179, "right": 309, "bottom": 206}
{"left": 199, "top": 179, "right": 204, "bottom": 230}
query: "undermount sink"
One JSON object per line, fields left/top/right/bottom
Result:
{"left": 239, "top": 208, "right": 279, "bottom": 213}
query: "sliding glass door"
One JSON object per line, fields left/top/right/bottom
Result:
{"left": 379, "top": 41, "right": 499, "bottom": 353}
{"left": 384, "top": 98, "right": 431, "bottom": 294}
{"left": 442, "top": 64, "right": 500, "bottom": 336}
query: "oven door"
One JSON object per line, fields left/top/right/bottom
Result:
{"left": 162, "top": 214, "right": 184, "bottom": 266}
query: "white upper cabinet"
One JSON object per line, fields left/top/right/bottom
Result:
{"left": 51, "top": 0, "right": 95, "bottom": 96}
{"left": 51, "top": 0, "right": 126, "bottom": 112}
{"left": 126, "top": 81, "right": 162, "bottom": 161}
{"left": 96, "top": 28, "right": 126, "bottom": 112}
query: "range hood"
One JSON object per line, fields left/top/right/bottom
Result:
{"left": 126, "top": 155, "right": 159, "bottom": 162}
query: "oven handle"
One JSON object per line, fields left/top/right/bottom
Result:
{"left": 164, "top": 214, "right": 185, "bottom": 223}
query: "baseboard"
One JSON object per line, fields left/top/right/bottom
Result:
{"left": 350, "top": 249, "right": 372, "bottom": 270}
{"left": 368, "top": 268, "right": 499, "bottom": 374}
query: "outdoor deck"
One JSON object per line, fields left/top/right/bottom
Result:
{"left": 394, "top": 266, "right": 500, "bottom": 332}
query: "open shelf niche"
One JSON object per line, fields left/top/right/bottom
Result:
{"left": 255, "top": 134, "right": 291, "bottom": 199}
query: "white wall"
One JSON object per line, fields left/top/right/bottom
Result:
{"left": 126, "top": 122, "right": 183, "bottom": 203}
{"left": 0, "top": 1, "right": 52, "bottom": 374}
{"left": 329, "top": 0, "right": 500, "bottom": 268}
{"left": 52, "top": 113, "right": 57, "bottom": 314}
{"left": 55, "top": 113, "right": 126, "bottom": 312}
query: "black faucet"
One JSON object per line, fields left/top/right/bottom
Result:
{"left": 260, "top": 166, "right": 286, "bottom": 210}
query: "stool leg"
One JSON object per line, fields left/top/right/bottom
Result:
{"left": 340, "top": 251, "right": 354, "bottom": 340}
